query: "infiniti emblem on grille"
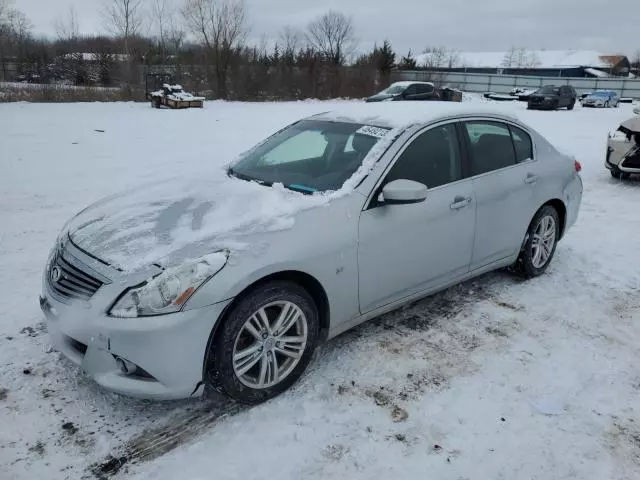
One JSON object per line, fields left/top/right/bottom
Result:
{"left": 50, "top": 266, "right": 62, "bottom": 283}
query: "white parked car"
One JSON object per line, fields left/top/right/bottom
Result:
{"left": 606, "top": 116, "right": 640, "bottom": 179}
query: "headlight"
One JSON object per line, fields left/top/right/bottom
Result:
{"left": 109, "top": 251, "right": 229, "bottom": 318}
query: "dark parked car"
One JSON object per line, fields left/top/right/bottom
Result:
{"left": 366, "top": 82, "right": 441, "bottom": 102}
{"left": 527, "top": 85, "right": 577, "bottom": 110}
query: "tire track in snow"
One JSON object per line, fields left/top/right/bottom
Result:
{"left": 88, "top": 398, "right": 244, "bottom": 479}
{"left": 87, "top": 273, "right": 509, "bottom": 478}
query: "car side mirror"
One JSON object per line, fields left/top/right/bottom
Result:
{"left": 381, "top": 179, "right": 428, "bottom": 205}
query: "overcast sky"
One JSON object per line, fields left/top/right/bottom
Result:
{"left": 14, "top": 0, "right": 640, "bottom": 56}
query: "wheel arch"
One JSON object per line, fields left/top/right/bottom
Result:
{"left": 202, "top": 270, "right": 331, "bottom": 381}
{"left": 540, "top": 198, "right": 567, "bottom": 239}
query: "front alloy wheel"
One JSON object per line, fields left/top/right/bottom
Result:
{"left": 205, "top": 281, "right": 319, "bottom": 404}
{"left": 232, "top": 301, "right": 308, "bottom": 389}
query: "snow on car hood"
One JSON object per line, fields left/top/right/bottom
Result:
{"left": 66, "top": 175, "right": 332, "bottom": 271}
{"left": 64, "top": 129, "right": 400, "bottom": 272}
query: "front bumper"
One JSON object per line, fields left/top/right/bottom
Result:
{"left": 40, "top": 243, "right": 232, "bottom": 400}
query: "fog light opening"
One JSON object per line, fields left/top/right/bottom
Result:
{"left": 115, "top": 356, "right": 138, "bottom": 375}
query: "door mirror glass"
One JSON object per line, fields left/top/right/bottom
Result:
{"left": 382, "top": 179, "right": 428, "bottom": 204}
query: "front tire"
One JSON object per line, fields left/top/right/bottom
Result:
{"left": 567, "top": 100, "right": 575, "bottom": 110}
{"left": 205, "top": 281, "right": 320, "bottom": 404}
{"left": 512, "top": 206, "right": 560, "bottom": 278}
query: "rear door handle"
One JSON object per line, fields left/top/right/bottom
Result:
{"left": 450, "top": 196, "right": 472, "bottom": 210}
{"left": 524, "top": 174, "right": 538, "bottom": 185}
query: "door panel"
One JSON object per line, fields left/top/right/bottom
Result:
{"left": 471, "top": 168, "right": 535, "bottom": 267}
{"left": 358, "top": 181, "right": 475, "bottom": 312}
{"left": 462, "top": 120, "right": 537, "bottom": 268}
{"left": 357, "top": 122, "right": 475, "bottom": 313}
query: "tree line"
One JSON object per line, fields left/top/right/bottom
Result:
{"left": 2, "top": 0, "right": 639, "bottom": 101}
{"left": 1, "top": 0, "right": 405, "bottom": 100}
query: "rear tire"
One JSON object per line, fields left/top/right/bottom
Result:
{"left": 610, "top": 168, "right": 627, "bottom": 179}
{"left": 567, "top": 100, "right": 575, "bottom": 110}
{"left": 512, "top": 205, "right": 560, "bottom": 278}
{"left": 204, "top": 281, "right": 320, "bottom": 404}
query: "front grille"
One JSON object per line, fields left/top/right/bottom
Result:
{"left": 48, "top": 246, "right": 104, "bottom": 301}
{"left": 621, "top": 148, "right": 640, "bottom": 170}
{"left": 622, "top": 157, "right": 640, "bottom": 169}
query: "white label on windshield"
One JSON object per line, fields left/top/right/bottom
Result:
{"left": 356, "top": 125, "right": 389, "bottom": 138}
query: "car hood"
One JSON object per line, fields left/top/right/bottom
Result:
{"left": 65, "top": 174, "right": 333, "bottom": 272}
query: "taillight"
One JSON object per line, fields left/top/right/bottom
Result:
{"left": 574, "top": 160, "right": 582, "bottom": 172}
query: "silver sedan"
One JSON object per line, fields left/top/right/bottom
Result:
{"left": 40, "top": 104, "right": 583, "bottom": 403}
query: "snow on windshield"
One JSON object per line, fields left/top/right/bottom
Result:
{"left": 66, "top": 122, "right": 402, "bottom": 271}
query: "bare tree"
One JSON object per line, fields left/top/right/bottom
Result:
{"left": 102, "top": 0, "right": 144, "bottom": 55}
{"left": 53, "top": 6, "right": 80, "bottom": 42}
{"left": 0, "top": 0, "right": 9, "bottom": 21}
{"left": 422, "top": 46, "right": 448, "bottom": 69}
{"left": 503, "top": 47, "right": 540, "bottom": 69}
{"left": 151, "top": 0, "right": 185, "bottom": 63}
{"left": 8, "top": 7, "right": 31, "bottom": 42}
{"left": 182, "top": 0, "right": 247, "bottom": 98}
{"left": 279, "top": 26, "right": 301, "bottom": 53}
{"left": 306, "top": 11, "right": 355, "bottom": 65}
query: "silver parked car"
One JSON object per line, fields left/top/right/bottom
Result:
{"left": 40, "top": 104, "right": 583, "bottom": 403}
{"left": 581, "top": 90, "right": 620, "bottom": 108}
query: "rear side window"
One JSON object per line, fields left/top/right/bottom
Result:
{"left": 464, "top": 121, "right": 516, "bottom": 175}
{"left": 509, "top": 125, "right": 533, "bottom": 162}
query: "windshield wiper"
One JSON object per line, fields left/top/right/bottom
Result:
{"left": 286, "top": 184, "right": 317, "bottom": 194}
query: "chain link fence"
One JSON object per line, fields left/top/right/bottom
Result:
{"left": 392, "top": 70, "right": 640, "bottom": 99}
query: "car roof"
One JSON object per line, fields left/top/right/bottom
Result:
{"left": 308, "top": 102, "right": 523, "bottom": 130}
{"left": 388, "top": 81, "right": 435, "bottom": 87}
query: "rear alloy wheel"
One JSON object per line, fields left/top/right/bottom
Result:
{"left": 512, "top": 205, "right": 560, "bottom": 278}
{"left": 205, "top": 281, "right": 319, "bottom": 404}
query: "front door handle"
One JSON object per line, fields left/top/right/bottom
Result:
{"left": 524, "top": 174, "right": 538, "bottom": 185}
{"left": 450, "top": 196, "right": 472, "bottom": 210}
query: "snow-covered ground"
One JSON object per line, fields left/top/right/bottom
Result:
{"left": 1, "top": 98, "right": 639, "bottom": 480}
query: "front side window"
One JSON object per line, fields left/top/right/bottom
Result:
{"left": 384, "top": 124, "right": 462, "bottom": 189}
{"left": 381, "top": 84, "right": 407, "bottom": 95}
{"left": 230, "top": 120, "right": 390, "bottom": 192}
{"left": 464, "top": 121, "right": 517, "bottom": 175}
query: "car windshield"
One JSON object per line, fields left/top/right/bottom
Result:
{"left": 537, "top": 86, "right": 560, "bottom": 95}
{"left": 381, "top": 84, "right": 407, "bottom": 95}
{"left": 229, "top": 120, "right": 390, "bottom": 192}
{"left": 590, "top": 91, "right": 609, "bottom": 97}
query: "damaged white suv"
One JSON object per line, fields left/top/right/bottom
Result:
{"left": 606, "top": 116, "right": 640, "bottom": 179}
